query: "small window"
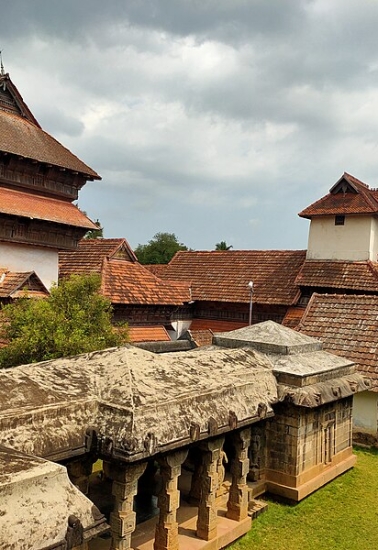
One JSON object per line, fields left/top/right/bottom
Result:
{"left": 335, "top": 215, "right": 345, "bottom": 226}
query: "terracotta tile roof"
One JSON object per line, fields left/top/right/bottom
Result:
{"left": 102, "top": 259, "right": 190, "bottom": 305}
{"left": 282, "top": 306, "right": 306, "bottom": 329}
{"left": 299, "top": 172, "right": 378, "bottom": 218}
{"left": 59, "top": 238, "right": 137, "bottom": 278}
{"left": 0, "top": 109, "right": 100, "bottom": 179}
{"left": 298, "top": 293, "right": 378, "bottom": 390}
{"left": 296, "top": 260, "right": 378, "bottom": 292}
{"left": 129, "top": 326, "right": 171, "bottom": 343}
{"left": 190, "top": 319, "right": 248, "bottom": 332}
{"left": 158, "top": 250, "right": 306, "bottom": 305}
{"left": 0, "top": 187, "right": 96, "bottom": 229}
{"left": 144, "top": 264, "right": 169, "bottom": 278}
{"left": 188, "top": 329, "right": 214, "bottom": 347}
{"left": 0, "top": 268, "right": 49, "bottom": 299}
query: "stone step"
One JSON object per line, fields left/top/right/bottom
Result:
{"left": 248, "top": 499, "right": 268, "bottom": 519}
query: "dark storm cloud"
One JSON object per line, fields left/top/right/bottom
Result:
{"left": 3, "top": 1, "right": 378, "bottom": 250}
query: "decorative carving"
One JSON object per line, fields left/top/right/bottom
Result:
{"left": 196, "top": 437, "right": 225, "bottom": 541}
{"left": 190, "top": 422, "right": 201, "bottom": 441}
{"left": 65, "top": 515, "right": 84, "bottom": 549}
{"left": 227, "top": 428, "right": 251, "bottom": 522}
{"left": 208, "top": 417, "right": 218, "bottom": 436}
{"left": 154, "top": 449, "right": 188, "bottom": 550}
{"left": 121, "top": 437, "right": 138, "bottom": 453}
{"left": 107, "top": 461, "right": 147, "bottom": 550}
{"left": 144, "top": 432, "right": 158, "bottom": 454}
{"left": 216, "top": 450, "right": 228, "bottom": 497}
{"left": 257, "top": 402, "right": 268, "bottom": 419}
{"left": 229, "top": 411, "right": 238, "bottom": 430}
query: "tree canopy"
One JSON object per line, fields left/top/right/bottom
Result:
{"left": 215, "top": 241, "right": 233, "bottom": 250}
{"left": 0, "top": 274, "right": 128, "bottom": 368}
{"left": 84, "top": 219, "right": 103, "bottom": 239}
{"left": 134, "top": 232, "right": 189, "bottom": 264}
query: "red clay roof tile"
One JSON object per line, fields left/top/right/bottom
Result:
{"left": 0, "top": 187, "right": 96, "bottom": 229}
{"left": 299, "top": 172, "right": 378, "bottom": 218}
{"left": 0, "top": 269, "right": 49, "bottom": 298}
{"left": 155, "top": 250, "right": 306, "bottom": 306}
{"left": 129, "top": 326, "right": 171, "bottom": 343}
{"left": 298, "top": 293, "right": 378, "bottom": 390}
{"left": 0, "top": 109, "right": 100, "bottom": 179}
{"left": 60, "top": 239, "right": 190, "bottom": 305}
{"left": 102, "top": 259, "right": 190, "bottom": 305}
{"left": 59, "top": 238, "right": 137, "bottom": 278}
{"left": 296, "top": 260, "right": 378, "bottom": 291}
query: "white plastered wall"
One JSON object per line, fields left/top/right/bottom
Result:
{"left": 0, "top": 241, "right": 58, "bottom": 290}
{"left": 307, "top": 216, "right": 374, "bottom": 261}
{"left": 353, "top": 391, "right": 378, "bottom": 434}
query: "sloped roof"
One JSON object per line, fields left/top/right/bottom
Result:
{"left": 0, "top": 110, "right": 100, "bottom": 179}
{"left": 129, "top": 326, "right": 171, "bottom": 343}
{"left": 157, "top": 250, "right": 306, "bottom": 305}
{"left": 0, "top": 269, "right": 49, "bottom": 299}
{"left": 190, "top": 319, "right": 247, "bottom": 332}
{"left": 298, "top": 293, "right": 378, "bottom": 391}
{"left": 299, "top": 172, "right": 378, "bottom": 218}
{"left": 282, "top": 306, "right": 306, "bottom": 330}
{"left": 0, "top": 186, "right": 96, "bottom": 229}
{"left": 213, "top": 320, "right": 369, "bottom": 406}
{"left": 0, "top": 344, "right": 278, "bottom": 462}
{"left": 0, "top": 73, "right": 100, "bottom": 179}
{"left": 0, "top": 446, "right": 107, "bottom": 548}
{"left": 102, "top": 258, "right": 190, "bottom": 305}
{"left": 60, "top": 238, "right": 190, "bottom": 306}
{"left": 59, "top": 238, "right": 137, "bottom": 278}
{"left": 295, "top": 259, "right": 378, "bottom": 292}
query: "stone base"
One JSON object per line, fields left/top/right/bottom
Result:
{"left": 132, "top": 498, "right": 251, "bottom": 550}
{"left": 266, "top": 453, "right": 356, "bottom": 501}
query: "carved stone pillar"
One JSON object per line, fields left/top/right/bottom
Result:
{"left": 154, "top": 449, "right": 188, "bottom": 550}
{"left": 196, "top": 437, "right": 225, "bottom": 541}
{"left": 66, "top": 455, "right": 95, "bottom": 495}
{"left": 105, "top": 460, "right": 147, "bottom": 550}
{"left": 226, "top": 428, "right": 251, "bottom": 522}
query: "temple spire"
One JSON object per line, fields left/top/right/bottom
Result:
{"left": 0, "top": 51, "right": 4, "bottom": 75}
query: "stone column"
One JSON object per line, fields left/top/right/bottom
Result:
{"left": 226, "top": 428, "right": 251, "bottom": 522}
{"left": 66, "top": 455, "right": 95, "bottom": 495}
{"left": 104, "top": 460, "right": 147, "bottom": 550}
{"left": 154, "top": 449, "right": 188, "bottom": 550}
{"left": 196, "top": 437, "right": 225, "bottom": 541}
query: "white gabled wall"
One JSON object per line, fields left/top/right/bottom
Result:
{"left": 0, "top": 241, "right": 58, "bottom": 290}
{"left": 306, "top": 216, "right": 376, "bottom": 261}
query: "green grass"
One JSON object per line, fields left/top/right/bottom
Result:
{"left": 230, "top": 447, "right": 378, "bottom": 550}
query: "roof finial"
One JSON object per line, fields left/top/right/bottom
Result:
{"left": 0, "top": 50, "right": 4, "bottom": 76}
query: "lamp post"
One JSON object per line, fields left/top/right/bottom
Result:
{"left": 248, "top": 281, "right": 253, "bottom": 325}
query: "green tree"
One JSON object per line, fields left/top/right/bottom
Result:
{"left": 0, "top": 274, "right": 128, "bottom": 368}
{"left": 84, "top": 219, "right": 103, "bottom": 239}
{"left": 215, "top": 241, "right": 233, "bottom": 250}
{"left": 134, "top": 232, "right": 189, "bottom": 264}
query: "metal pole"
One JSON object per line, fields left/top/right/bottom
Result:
{"left": 248, "top": 281, "right": 253, "bottom": 325}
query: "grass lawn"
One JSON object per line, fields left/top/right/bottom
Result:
{"left": 230, "top": 446, "right": 378, "bottom": 550}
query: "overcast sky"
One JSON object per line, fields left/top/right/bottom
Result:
{"left": 3, "top": 0, "right": 378, "bottom": 251}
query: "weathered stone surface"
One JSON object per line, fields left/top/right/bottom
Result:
{"left": 0, "top": 344, "right": 278, "bottom": 461}
{"left": 213, "top": 320, "right": 323, "bottom": 355}
{"left": 0, "top": 445, "right": 107, "bottom": 550}
{"left": 277, "top": 374, "right": 370, "bottom": 407}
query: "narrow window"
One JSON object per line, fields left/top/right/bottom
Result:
{"left": 335, "top": 215, "right": 345, "bottom": 226}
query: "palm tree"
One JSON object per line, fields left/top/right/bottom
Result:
{"left": 215, "top": 241, "right": 233, "bottom": 250}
